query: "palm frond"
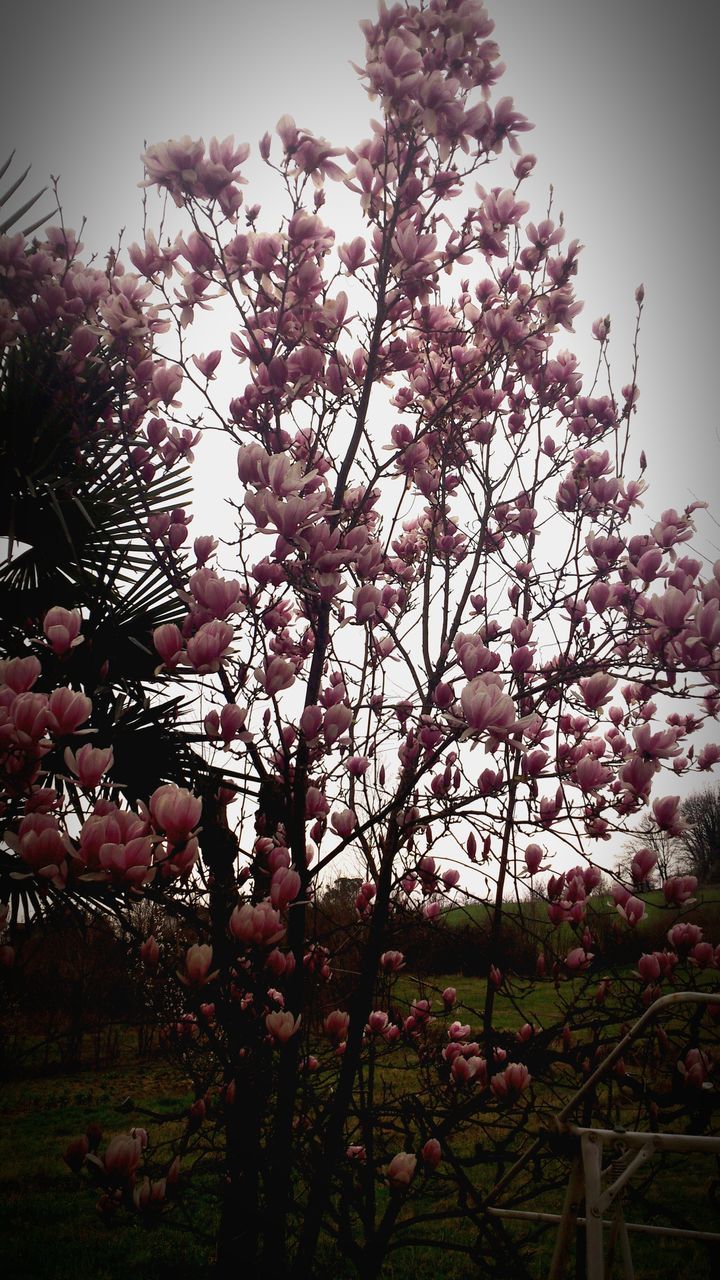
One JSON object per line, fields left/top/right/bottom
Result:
{"left": 0, "top": 151, "right": 52, "bottom": 236}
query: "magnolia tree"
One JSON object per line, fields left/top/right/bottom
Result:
{"left": 2, "top": 2, "right": 720, "bottom": 1276}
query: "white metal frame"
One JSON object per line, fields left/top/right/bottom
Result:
{"left": 484, "top": 991, "right": 720, "bottom": 1278}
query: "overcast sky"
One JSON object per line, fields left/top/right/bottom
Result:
{"left": 3, "top": 0, "right": 718, "bottom": 538}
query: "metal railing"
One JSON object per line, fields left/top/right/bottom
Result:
{"left": 484, "top": 991, "right": 720, "bottom": 1279}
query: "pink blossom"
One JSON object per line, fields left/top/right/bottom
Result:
{"left": 330, "top": 808, "right": 357, "bottom": 839}
{"left": 265, "top": 1011, "right": 301, "bottom": 1044}
{"left": 345, "top": 754, "right": 370, "bottom": 777}
{"left": 565, "top": 947, "right": 593, "bottom": 972}
{"left": 230, "top": 901, "right": 285, "bottom": 947}
{"left": 323, "top": 702, "right": 353, "bottom": 747}
{"left": 186, "top": 620, "right": 233, "bottom": 673}
{"left": 305, "top": 787, "right": 330, "bottom": 818}
{"left": 354, "top": 583, "right": 382, "bottom": 623}
{"left": 324, "top": 1009, "right": 350, "bottom": 1043}
{"left": 617, "top": 895, "right": 645, "bottom": 927}
{"left": 690, "top": 941, "right": 715, "bottom": 969}
{"left": 380, "top": 950, "right": 405, "bottom": 972}
{"left": 637, "top": 952, "right": 662, "bottom": 982}
{"left": 460, "top": 674, "right": 516, "bottom": 737}
{"left": 679, "top": 1047, "right": 711, "bottom": 1089}
{"left": 16, "top": 812, "right": 68, "bottom": 885}
{"left": 47, "top": 688, "right": 92, "bottom": 736}
{"left": 270, "top": 866, "right": 301, "bottom": 910}
{"left": 578, "top": 672, "right": 616, "bottom": 711}
{"left": 491, "top": 1062, "right": 531, "bottom": 1102}
{"left": 64, "top": 744, "right": 113, "bottom": 788}
{"left": 220, "top": 704, "right": 250, "bottom": 743}
{"left": 630, "top": 848, "right": 657, "bottom": 885}
{"left": 140, "top": 936, "right": 160, "bottom": 971}
{"left": 448, "top": 1020, "right": 471, "bottom": 1041}
{"left": 667, "top": 921, "right": 703, "bottom": 951}
{"left": 662, "top": 875, "right": 697, "bottom": 906}
{"left": 442, "top": 986, "right": 457, "bottom": 1008}
{"left": 43, "top": 606, "right": 83, "bottom": 656}
{"left": 181, "top": 943, "right": 217, "bottom": 987}
{"left": 299, "top": 705, "right": 324, "bottom": 739}
{"left": 150, "top": 785, "right": 201, "bottom": 843}
{"left": 451, "top": 1054, "right": 486, "bottom": 1085}
{"left": 387, "top": 1152, "right": 416, "bottom": 1189}
{"left": 104, "top": 1133, "right": 142, "bottom": 1182}
{"left": 367, "top": 1010, "right": 390, "bottom": 1035}
{"left": 421, "top": 1138, "right": 442, "bottom": 1170}
{"left": 190, "top": 569, "right": 242, "bottom": 619}
{"left": 524, "top": 843, "right": 543, "bottom": 875}
{"left": 1, "top": 656, "right": 41, "bottom": 693}
{"left": 256, "top": 655, "right": 296, "bottom": 697}
{"left": 652, "top": 795, "right": 687, "bottom": 837}
{"left": 99, "top": 835, "right": 155, "bottom": 887}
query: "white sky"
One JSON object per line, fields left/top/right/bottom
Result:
{"left": 3, "top": 0, "right": 717, "bottom": 529}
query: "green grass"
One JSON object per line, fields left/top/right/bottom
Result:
{"left": 3, "top": 976, "right": 720, "bottom": 1279}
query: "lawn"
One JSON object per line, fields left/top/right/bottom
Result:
{"left": 3, "top": 969, "right": 720, "bottom": 1279}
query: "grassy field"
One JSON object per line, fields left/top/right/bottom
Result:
{"left": 3, "top": 968, "right": 720, "bottom": 1280}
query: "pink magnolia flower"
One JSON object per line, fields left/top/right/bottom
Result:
{"left": 98, "top": 835, "right": 155, "bottom": 887}
{"left": 150, "top": 785, "right": 201, "bottom": 843}
{"left": 617, "top": 895, "right": 646, "bottom": 927}
{"left": 103, "top": 1133, "right": 142, "bottom": 1182}
{"left": 323, "top": 704, "right": 353, "bottom": 750}
{"left": 421, "top": 1138, "right": 442, "bottom": 1170}
{"left": 451, "top": 1054, "right": 486, "bottom": 1085}
{"left": 630, "top": 848, "right": 657, "bottom": 885}
{"left": 15, "top": 813, "right": 67, "bottom": 884}
{"left": 387, "top": 1152, "right": 416, "bottom": 1190}
{"left": 43, "top": 606, "right": 83, "bottom": 656}
{"left": 578, "top": 672, "right": 616, "bottom": 711}
{"left": 637, "top": 953, "right": 662, "bottom": 982}
{"left": 140, "top": 936, "right": 160, "bottom": 971}
{"left": 64, "top": 744, "right": 114, "bottom": 788}
{"left": 181, "top": 944, "right": 217, "bottom": 987}
{"left": 663, "top": 875, "right": 697, "bottom": 906}
{"left": 331, "top": 808, "right": 357, "bottom": 839}
{"left": 354, "top": 584, "right": 382, "bottom": 623}
{"left": 667, "top": 921, "right": 703, "bottom": 951}
{"left": 649, "top": 790, "right": 688, "bottom": 835}
{"left": 265, "top": 1011, "right": 301, "bottom": 1044}
{"left": 442, "top": 986, "right": 457, "bottom": 1008}
{"left": 186, "top": 620, "right": 233, "bottom": 673}
{"left": 189, "top": 568, "right": 242, "bottom": 619}
{"left": 679, "top": 1047, "right": 711, "bottom": 1089}
{"left": 270, "top": 866, "right": 301, "bottom": 910}
{"left": 256, "top": 655, "right": 296, "bottom": 697}
{"left": 305, "top": 787, "right": 330, "bottom": 818}
{"left": 491, "top": 1062, "right": 531, "bottom": 1102}
{"left": 565, "top": 947, "right": 593, "bottom": 972}
{"left": 1, "top": 655, "right": 41, "bottom": 693}
{"left": 230, "top": 901, "right": 285, "bottom": 947}
{"left": 324, "top": 1009, "right": 350, "bottom": 1043}
{"left": 47, "top": 687, "right": 92, "bottom": 736}
{"left": 367, "top": 1010, "right": 390, "bottom": 1035}
{"left": 460, "top": 673, "right": 516, "bottom": 737}
{"left": 448, "top": 1020, "right": 471, "bottom": 1041}
{"left": 689, "top": 941, "right": 715, "bottom": 969}
{"left": 380, "top": 950, "right": 405, "bottom": 972}
{"left": 345, "top": 754, "right": 370, "bottom": 777}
